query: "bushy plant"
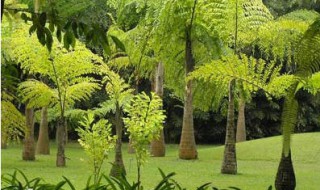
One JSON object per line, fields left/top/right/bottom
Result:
{"left": 76, "top": 112, "right": 117, "bottom": 184}
{"left": 123, "top": 92, "right": 166, "bottom": 186}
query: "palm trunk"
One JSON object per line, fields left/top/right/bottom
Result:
{"left": 236, "top": 97, "right": 246, "bottom": 142}
{"left": 56, "top": 117, "right": 66, "bottom": 167}
{"left": 275, "top": 150, "right": 296, "bottom": 190}
{"left": 151, "top": 62, "right": 166, "bottom": 157}
{"left": 221, "top": 80, "right": 237, "bottom": 174}
{"left": 22, "top": 107, "right": 35, "bottom": 160}
{"left": 179, "top": 27, "right": 197, "bottom": 160}
{"left": 36, "top": 106, "right": 50, "bottom": 154}
{"left": 110, "top": 103, "right": 126, "bottom": 178}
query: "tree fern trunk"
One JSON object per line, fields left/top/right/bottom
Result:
{"left": 221, "top": 80, "right": 237, "bottom": 174}
{"left": 36, "top": 106, "right": 50, "bottom": 155}
{"left": 179, "top": 27, "right": 197, "bottom": 160}
{"left": 110, "top": 103, "right": 126, "bottom": 178}
{"left": 22, "top": 107, "right": 35, "bottom": 160}
{"left": 275, "top": 150, "right": 296, "bottom": 190}
{"left": 236, "top": 97, "right": 246, "bottom": 142}
{"left": 151, "top": 62, "right": 166, "bottom": 157}
{"left": 56, "top": 117, "right": 66, "bottom": 167}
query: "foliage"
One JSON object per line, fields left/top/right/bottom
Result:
{"left": 1, "top": 96, "right": 26, "bottom": 145}
{"left": 190, "top": 54, "right": 281, "bottom": 99}
{"left": 2, "top": 21, "right": 101, "bottom": 114}
{"left": 3, "top": 0, "right": 126, "bottom": 55}
{"left": 123, "top": 92, "right": 166, "bottom": 183}
{"left": 94, "top": 65, "right": 134, "bottom": 116}
{"left": 1, "top": 168, "right": 240, "bottom": 190}
{"left": 76, "top": 112, "right": 117, "bottom": 184}
{"left": 1, "top": 57, "right": 25, "bottom": 146}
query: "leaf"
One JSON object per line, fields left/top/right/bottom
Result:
{"left": 44, "top": 28, "right": 53, "bottom": 52}
{"left": 56, "top": 28, "right": 62, "bottom": 42}
{"left": 62, "top": 176, "right": 75, "bottom": 190}
{"left": 29, "top": 25, "right": 37, "bottom": 35}
{"left": 36, "top": 27, "right": 46, "bottom": 46}
{"left": 39, "top": 12, "right": 47, "bottom": 27}
{"left": 20, "top": 13, "right": 29, "bottom": 23}
{"left": 49, "top": 22, "right": 55, "bottom": 32}
{"left": 110, "top": 35, "right": 126, "bottom": 52}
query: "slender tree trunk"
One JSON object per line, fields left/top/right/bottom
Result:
{"left": 128, "top": 77, "right": 139, "bottom": 154}
{"left": 151, "top": 62, "right": 166, "bottom": 157}
{"left": 179, "top": 27, "right": 197, "bottom": 160}
{"left": 110, "top": 103, "right": 126, "bottom": 178}
{"left": 1, "top": 138, "right": 7, "bottom": 149}
{"left": 236, "top": 97, "right": 246, "bottom": 142}
{"left": 275, "top": 150, "right": 296, "bottom": 190}
{"left": 22, "top": 107, "right": 36, "bottom": 160}
{"left": 1, "top": 0, "right": 5, "bottom": 21}
{"left": 221, "top": 80, "right": 237, "bottom": 174}
{"left": 56, "top": 117, "right": 66, "bottom": 167}
{"left": 36, "top": 106, "right": 50, "bottom": 154}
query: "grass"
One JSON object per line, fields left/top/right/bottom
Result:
{"left": 1, "top": 132, "right": 320, "bottom": 189}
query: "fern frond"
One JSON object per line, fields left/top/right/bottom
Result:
{"left": 190, "top": 54, "right": 279, "bottom": 95}
{"left": 18, "top": 79, "right": 58, "bottom": 108}
{"left": 296, "top": 18, "right": 320, "bottom": 77}
{"left": 302, "top": 72, "right": 320, "bottom": 95}
{"left": 66, "top": 82, "right": 101, "bottom": 105}
{"left": 94, "top": 99, "right": 117, "bottom": 116}
{"left": 265, "top": 75, "right": 298, "bottom": 98}
{"left": 1, "top": 100, "right": 26, "bottom": 142}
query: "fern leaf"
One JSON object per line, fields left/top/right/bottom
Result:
{"left": 18, "top": 79, "right": 58, "bottom": 108}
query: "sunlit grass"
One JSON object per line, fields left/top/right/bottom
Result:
{"left": 2, "top": 132, "right": 320, "bottom": 189}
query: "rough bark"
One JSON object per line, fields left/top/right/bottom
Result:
{"left": 36, "top": 106, "right": 50, "bottom": 155}
{"left": 221, "top": 80, "right": 237, "bottom": 174}
{"left": 236, "top": 97, "right": 246, "bottom": 142}
{"left": 150, "top": 62, "right": 166, "bottom": 157}
{"left": 110, "top": 103, "right": 126, "bottom": 178}
{"left": 179, "top": 27, "right": 197, "bottom": 160}
{"left": 22, "top": 107, "right": 36, "bottom": 161}
{"left": 56, "top": 117, "right": 66, "bottom": 167}
{"left": 275, "top": 150, "right": 296, "bottom": 190}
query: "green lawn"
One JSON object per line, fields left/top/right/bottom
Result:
{"left": 2, "top": 132, "right": 320, "bottom": 189}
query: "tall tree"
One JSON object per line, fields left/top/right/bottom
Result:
{"left": 150, "top": 62, "right": 166, "bottom": 157}
{"left": 3, "top": 22, "right": 102, "bottom": 167}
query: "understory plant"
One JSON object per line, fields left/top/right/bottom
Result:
{"left": 123, "top": 92, "right": 166, "bottom": 187}
{"left": 76, "top": 112, "right": 117, "bottom": 184}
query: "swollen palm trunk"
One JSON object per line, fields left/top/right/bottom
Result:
{"left": 36, "top": 106, "right": 50, "bottom": 155}
{"left": 275, "top": 151, "right": 296, "bottom": 190}
{"left": 22, "top": 107, "right": 35, "bottom": 160}
{"left": 56, "top": 118, "right": 66, "bottom": 167}
{"left": 179, "top": 30, "right": 197, "bottom": 159}
{"left": 236, "top": 98, "right": 246, "bottom": 142}
{"left": 221, "top": 80, "right": 237, "bottom": 174}
{"left": 151, "top": 62, "right": 166, "bottom": 157}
